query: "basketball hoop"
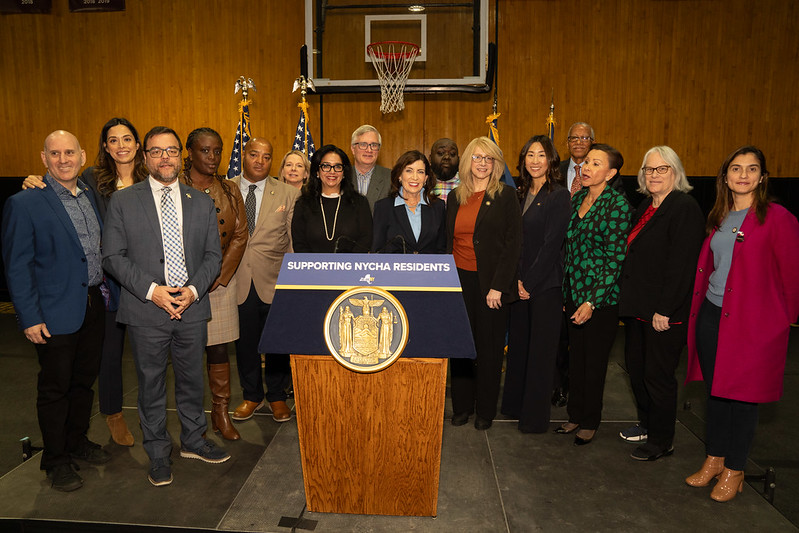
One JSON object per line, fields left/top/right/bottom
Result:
{"left": 366, "top": 41, "right": 420, "bottom": 114}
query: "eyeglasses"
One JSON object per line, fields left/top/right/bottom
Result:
{"left": 353, "top": 142, "right": 381, "bottom": 151}
{"left": 471, "top": 155, "right": 495, "bottom": 164}
{"left": 567, "top": 136, "right": 593, "bottom": 143}
{"left": 642, "top": 165, "right": 671, "bottom": 175}
{"left": 147, "top": 147, "right": 181, "bottom": 158}
{"left": 319, "top": 163, "right": 344, "bottom": 173}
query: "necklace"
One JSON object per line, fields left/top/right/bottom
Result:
{"left": 320, "top": 196, "right": 341, "bottom": 241}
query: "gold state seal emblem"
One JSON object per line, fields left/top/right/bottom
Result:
{"left": 324, "top": 287, "right": 408, "bottom": 373}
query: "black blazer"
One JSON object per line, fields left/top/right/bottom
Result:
{"left": 371, "top": 196, "right": 447, "bottom": 254}
{"left": 518, "top": 184, "right": 571, "bottom": 298}
{"left": 618, "top": 190, "right": 705, "bottom": 322}
{"left": 446, "top": 184, "right": 522, "bottom": 303}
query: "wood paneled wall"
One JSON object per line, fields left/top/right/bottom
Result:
{"left": 1, "top": 0, "right": 796, "bottom": 177}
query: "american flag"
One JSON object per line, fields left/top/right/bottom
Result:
{"left": 226, "top": 100, "right": 251, "bottom": 180}
{"left": 291, "top": 102, "right": 315, "bottom": 158}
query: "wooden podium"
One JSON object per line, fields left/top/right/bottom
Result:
{"left": 290, "top": 354, "right": 447, "bottom": 516}
{"left": 260, "top": 254, "right": 476, "bottom": 517}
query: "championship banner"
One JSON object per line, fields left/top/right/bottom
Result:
{"left": 0, "top": 0, "right": 51, "bottom": 13}
{"left": 69, "top": 0, "right": 125, "bottom": 12}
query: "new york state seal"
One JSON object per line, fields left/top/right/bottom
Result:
{"left": 324, "top": 287, "right": 409, "bottom": 373}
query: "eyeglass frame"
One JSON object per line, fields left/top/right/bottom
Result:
{"left": 567, "top": 136, "right": 593, "bottom": 144}
{"left": 352, "top": 142, "right": 381, "bottom": 151}
{"left": 146, "top": 146, "right": 181, "bottom": 158}
{"left": 319, "top": 162, "right": 344, "bottom": 173}
{"left": 642, "top": 165, "right": 671, "bottom": 175}
{"left": 471, "top": 155, "right": 495, "bottom": 164}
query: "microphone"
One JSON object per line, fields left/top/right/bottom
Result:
{"left": 375, "top": 234, "right": 407, "bottom": 254}
{"left": 333, "top": 235, "right": 371, "bottom": 254}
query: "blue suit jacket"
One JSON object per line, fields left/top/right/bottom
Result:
{"left": 102, "top": 180, "right": 221, "bottom": 326}
{"left": 2, "top": 180, "right": 102, "bottom": 334}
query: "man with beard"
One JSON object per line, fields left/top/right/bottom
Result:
{"left": 230, "top": 138, "right": 299, "bottom": 424}
{"left": 430, "top": 138, "right": 460, "bottom": 203}
{"left": 103, "top": 126, "right": 225, "bottom": 487}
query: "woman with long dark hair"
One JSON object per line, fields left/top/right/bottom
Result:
{"left": 181, "top": 127, "right": 248, "bottom": 441}
{"left": 501, "top": 135, "right": 570, "bottom": 433}
{"left": 684, "top": 146, "right": 799, "bottom": 501}
{"left": 292, "top": 144, "right": 372, "bottom": 253}
{"left": 372, "top": 150, "right": 446, "bottom": 254}
{"left": 22, "top": 117, "right": 149, "bottom": 447}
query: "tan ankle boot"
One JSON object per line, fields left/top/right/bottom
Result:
{"left": 106, "top": 411, "right": 134, "bottom": 447}
{"left": 685, "top": 455, "right": 724, "bottom": 487}
{"left": 208, "top": 363, "right": 241, "bottom": 441}
{"left": 710, "top": 468, "right": 744, "bottom": 502}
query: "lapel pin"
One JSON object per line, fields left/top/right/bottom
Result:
{"left": 486, "top": 201, "right": 491, "bottom": 206}
{"left": 185, "top": 193, "right": 191, "bottom": 198}
{"left": 736, "top": 231, "right": 745, "bottom": 243}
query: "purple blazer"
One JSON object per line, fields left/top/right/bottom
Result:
{"left": 686, "top": 204, "right": 799, "bottom": 403}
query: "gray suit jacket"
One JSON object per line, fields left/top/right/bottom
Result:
{"left": 348, "top": 165, "right": 391, "bottom": 212}
{"left": 102, "top": 179, "right": 222, "bottom": 326}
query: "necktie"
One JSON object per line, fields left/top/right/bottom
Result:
{"left": 160, "top": 186, "right": 188, "bottom": 287}
{"left": 245, "top": 184, "right": 257, "bottom": 235}
{"left": 570, "top": 164, "right": 582, "bottom": 197}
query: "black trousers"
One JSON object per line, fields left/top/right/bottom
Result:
{"left": 35, "top": 286, "right": 105, "bottom": 470}
{"left": 696, "top": 299, "right": 758, "bottom": 471}
{"left": 235, "top": 282, "right": 290, "bottom": 404}
{"left": 565, "top": 301, "right": 619, "bottom": 430}
{"left": 450, "top": 269, "right": 509, "bottom": 421}
{"left": 553, "top": 312, "right": 570, "bottom": 392}
{"left": 501, "top": 286, "right": 562, "bottom": 432}
{"left": 624, "top": 318, "right": 687, "bottom": 449}
{"left": 97, "top": 309, "right": 127, "bottom": 415}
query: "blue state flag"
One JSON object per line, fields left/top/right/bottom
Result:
{"left": 486, "top": 113, "right": 515, "bottom": 187}
{"left": 226, "top": 100, "right": 252, "bottom": 180}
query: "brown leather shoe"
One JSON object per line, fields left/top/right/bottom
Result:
{"left": 710, "top": 468, "right": 744, "bottom": 502}
{"left": 208, "top": 363, "right": 241, "bottom": 440}
{"left": 270, "top": 400, "right": 292, "bottom": 422}
{"left": 685, "top": 455, "right": 725, "bottom": 487}
{"left": 106, "top": 412, "right": 134, "bottom": 447}
{"left": 232, "top": 400, "right": 264, "bottom": 421}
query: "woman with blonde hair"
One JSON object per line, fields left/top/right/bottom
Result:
{"left": 278, "top": 150, "right": 311, "bottom": 189}
{"left": 446, "top": 137, "right": 522, "bottom": 430}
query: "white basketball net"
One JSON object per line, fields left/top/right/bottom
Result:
{"left": 367, "top": 42, "right": 420, "bottom": 114}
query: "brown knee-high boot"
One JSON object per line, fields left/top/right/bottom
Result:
{"left": 208, "top": 363, "right": 241, "bottom": 441}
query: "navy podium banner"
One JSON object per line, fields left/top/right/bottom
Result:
{"left": 259, "top": 253, "right": 476, "bottom": 359}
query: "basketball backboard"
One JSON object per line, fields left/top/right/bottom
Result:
{"left": 303, "top": 0, "right": 492, "bottom": 93}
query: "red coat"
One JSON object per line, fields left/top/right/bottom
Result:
{"left": 686, "top": 204, "right": 799, "bottom": 403}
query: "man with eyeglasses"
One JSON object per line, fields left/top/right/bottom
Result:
{"left": 103, "top": 126, "right": 226, "bottom": 487}
{"left": 230, "top": 138, "right": 299, "bottom": 424}
{"left": 348, "top": 124, "right": 390, "bottom": 212}
{"left": 3, "top": 130, "right": 110, "bottom": 491}
{"left": 559, "top": 122, "right": 595, "bottom": 198}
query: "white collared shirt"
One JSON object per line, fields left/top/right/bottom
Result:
{"left": 239, "top": 175, "right": 267, "bottom": 221}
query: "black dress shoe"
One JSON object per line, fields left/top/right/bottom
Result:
{"left": 551, "top": 388, "right": 568, "bottom": 408}
{"left": 574, "top": 429, "right": 596, "bottom": 446}
{"left": 631, "top": 444, "right": 674, "bottom": 461}
{"left": 451, "top": 413, "right": 469, "bottom": 426}
{"left": 474, "top": 417, "right": 492, "bottom": 430}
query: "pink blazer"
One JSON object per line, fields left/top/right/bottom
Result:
{"left": 686, "top": 204, "right": 799, "bottom": 403}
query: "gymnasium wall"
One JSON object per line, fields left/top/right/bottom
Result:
{"left": 0, "top": 0, "right": 796, "bottom": 177}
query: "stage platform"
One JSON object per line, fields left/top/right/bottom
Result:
{"left": 0, "top": 312, "right": 797, "bottom": 532}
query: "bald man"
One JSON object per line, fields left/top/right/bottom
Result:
{"left": 430, "top": 138, "right": 460, "bottom": 203}
{"left": 2, "top": 130, "right": 110, "bottom": 491}
{"left": 231, "top": 138, "right": 299, "bottom": 423}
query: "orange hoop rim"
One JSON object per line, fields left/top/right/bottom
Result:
{"left": 367, "top": 40, "right": 420, "bottom": 61}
